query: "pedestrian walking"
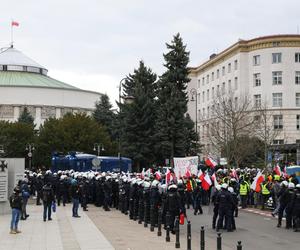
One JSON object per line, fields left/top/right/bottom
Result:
{"left": 42, "top": 182, "right": 54, "bottom": 221}
{"left": 9, "top": 187, "right": 23, "bottom": 234}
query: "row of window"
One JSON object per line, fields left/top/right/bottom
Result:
{"left": 253, "top": 93, "right": 300, "bottom": 107}
{"left": 253, "top": 71, "right": 300, "bottom": 86}
{"left": 197, "top": 52, "right": 300, "bottom": 89}
{"left": 197, "top": 77, "right": 239, "bottom": 103}
{"left": 253, "top": 52, "right": 300, "bottom": 66}
{"left": 198, "top": 60, "right": 238, "bottom": 87}
{"left": 197, "top": 97, "right": 239, "bottom": 120}
{"left": 272, "top": 114, "right": 300, "bottom": 130}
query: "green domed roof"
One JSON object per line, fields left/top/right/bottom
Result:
{"left": 0, "top": 71, "right": 78, "bottom": 90}
{"left": 0, "top": 47, "right": 79, "bottom": 90}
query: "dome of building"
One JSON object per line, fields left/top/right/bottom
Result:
{"left": 0, "top": 46, "right": 102, "bottom": 127}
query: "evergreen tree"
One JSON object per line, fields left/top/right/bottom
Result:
{"left": 93, "top": 94, "right": 116, "bottom": 139}
{"left": 183, "top": 114, "right": 199, "bottom": 156}
{"left": 120, "top": 61, "right": 157, "bottom": 171}
{"left": 155, "top": 33, "right": 191, "bottom": 165}
{"left": 18, "top": 107, "right": 34, "bottom": 126}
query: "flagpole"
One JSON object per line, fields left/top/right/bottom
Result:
{"left": 10, "top": 20, "right": 13, "bottom": 47}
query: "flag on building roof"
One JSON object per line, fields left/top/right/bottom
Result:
{"left": 12, "top": 21, "right": 19, "bottom": 26}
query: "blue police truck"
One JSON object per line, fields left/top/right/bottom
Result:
{"left": 51, "top": 152, "right": 132, "bottom": 173}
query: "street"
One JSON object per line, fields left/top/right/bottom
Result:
{"left": 87, "top": 205, "right": 300, "bottom": 250}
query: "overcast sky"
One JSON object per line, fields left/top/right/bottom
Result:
{"left": 1, "top": 0, "right": 299, "bottom": 106}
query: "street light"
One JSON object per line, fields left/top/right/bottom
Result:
{"left": 25, "top": 143, "right": 35, "bottom": 170}
{"left": 190, "top": 88, "right": 198, "bottom": 141}
{"left": 93, "top": 143, "right": 105, "bottom": 156}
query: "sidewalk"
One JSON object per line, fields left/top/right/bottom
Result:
{"left": 0, "top": 204, "right": 114, "bottom": 250}
{"left": 86, "top": 206, "right": 232, "bottom": 250}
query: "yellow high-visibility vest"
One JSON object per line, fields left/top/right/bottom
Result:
{"left": 239, "top": 184, "right": 248, "bottom": 195}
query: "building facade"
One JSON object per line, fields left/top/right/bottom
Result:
{"left": 0, "top": 46, "right": 102, "bottom": 127}
{"left": 188, "top": 35, "right": 300, "bottom": 159}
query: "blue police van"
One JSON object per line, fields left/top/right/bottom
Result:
{"left": 51, "top": 152, "right": 132, "bottom": 173}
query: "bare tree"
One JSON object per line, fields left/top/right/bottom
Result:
{"left": 253, "top": 101, "right": 281, "bottom": 167}
{"left": 209, "top": 92, "right": 256, "bottom": 166}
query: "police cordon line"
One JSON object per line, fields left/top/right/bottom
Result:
{"left": 8, "top": 165, "right": 300, "bottom": 243}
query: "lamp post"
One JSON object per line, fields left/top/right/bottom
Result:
{"left": 190, "top": 88, "right": 198, "bottom": 142}
{"left": 93, "top": 143, "right": 104, "bottom": 156}
{"left": 118, "top": 78, "right": 127, "bottom": 172}
{"left": 26, "top": 143, "right": 35, "bottom": 170}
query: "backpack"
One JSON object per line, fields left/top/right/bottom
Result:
{"left": 42, "top": 187, "right": 52, "bottom": 202}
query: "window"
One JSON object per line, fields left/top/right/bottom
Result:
{"left": 272, "top": 71, "right": 282, "bottom": 85}
{"left": 222, "top": 66, "right": 225, "bottom": 76}
{"left": 212, "top": 72, "right": 214, "bottom": 81}
{"left": 234, "top": 77, "right": 238, "bottom": 90}
{"left": 273, "top": 115, "right": 283, "bottom": 129}
{"left": 234, "top": 60, "right": 238, "bottom": 70}
{"left": 202, "top": 91, "right": 205, "bottom": 103}
{"left": 228, "top": 80, "right": 232, "bottom": 92}
{"left": 296, "top": 93, "right": 300, "bottom": 107}
{"left": 253, "top": 55, "right": 260, "bottom": 66}
{"left": 254, "top": 73, "right": 261, "bottom": 86}
{"left": 217, "top": 69, "right": 220, "bottom": 78}
{"left": 207, "top": 106, "right": 210, "bottom": 118}
{"left": 206, "top": 75, "right": 209, "bottom": 84}
{"left": 273, "top": 139, "right": 284, "bottom": 145}
{"left": 295, "top": 53, "right": 300, "bottom": 63}
{"left": 272, "top": 53, "right": 282, "bottom": 63}
{"left": 3, "top": 65, "right": 7, "bottom": 71}
{"left": 296, "top": 71, "right": 300, "bottom": 84}
{"left": 222, "top": 82, "right": 225, "bottom": 94}
{"left": 212, "top": 87, "right": 215, "bottom": 99}
{"left": 207, "top": 90, "right": 209, "bottom": 101}
{"left": 202, "top": 77, "right": 205, "bottom": 85}
{"left": 272, "top": 93, "right": 282, "bottom": 107}
{"left": 234, "top": 97, "right": 238, "bottom": 109}
{"left": 217, "top": 85, "right": 220, "bottom": 96}
{"left": 202, "top": 108, "right": 205, "bottom": 119}
{"left": 197, "top": 79, "right": 201, "bottom": 88}
{"left": 228, "top": 63, "right": 231, "bottom": 73}
{"left": 197, "top": 93, "right": 200, "bottom": 104}
{"left": 254, "top": 94, "right": 261, "bottom": 108}
{"left": 297, "top": 115, "right": 300, "bottom": 130}
{"left": 296, "top": 139, "right": 300, "bottom": 144}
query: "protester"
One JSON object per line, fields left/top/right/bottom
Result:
{"left": 9, "top": 186, "right": 23, "bottom": 234}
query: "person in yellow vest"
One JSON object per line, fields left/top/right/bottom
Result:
{"left": 239, "top": 179, "right": 249, "bottom": 209}
{"left": 261, "top": 180, "right": 271, "bottom": 210}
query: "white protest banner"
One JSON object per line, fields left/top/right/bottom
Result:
{"left": 173, "top": 156, "right": 198, "bottom": 178}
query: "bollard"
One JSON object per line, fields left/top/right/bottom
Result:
{"left": 217, "top": 233, "right": 222, "bottom": 250}
{"left": 165, "top": 212, "right": 171, "bottom": 242}
{"left": 157, "top": 208, "right": 162, "bottom": 236}
{"left": 150, "top": 205, "right": 155, "bottom": 232}
{"left": 237, "top": 241, "right": 242, "bottom": 250}
{"left": 144, "top": 202, "right": 148, "bottom": 227}
{"left": 175, "top": 216, "right": 180, "bottom": 248}
{"left": 200, "top": 226, "right": 205, "bottom": 250}
{"left": 187, "top": 221, "right": 191, "bottom": 250}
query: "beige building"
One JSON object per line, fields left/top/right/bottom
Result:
{"left": 188, "top": 34, "right": 300, "bottom": 160}
{"left": 0, "top": 46, "right": 102, "bottom": 127}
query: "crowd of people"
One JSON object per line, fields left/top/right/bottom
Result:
{"left": 9, "top": 166, "right": 300, "bottom": 235}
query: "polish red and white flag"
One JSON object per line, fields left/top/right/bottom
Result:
{"left": 165, "top": 168, "right": 173, "bottom": 185}
{"left": 202, "top": 173, "right": 212, "bottom": 191}
{"left": 250, "top": 171, "right": 264, "bottom": 193}
{"left": 274, "top": 164, "right": 282, "bottom": 176}
{"left": 205, "top": 156, "right": 217, "bottom": 168}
